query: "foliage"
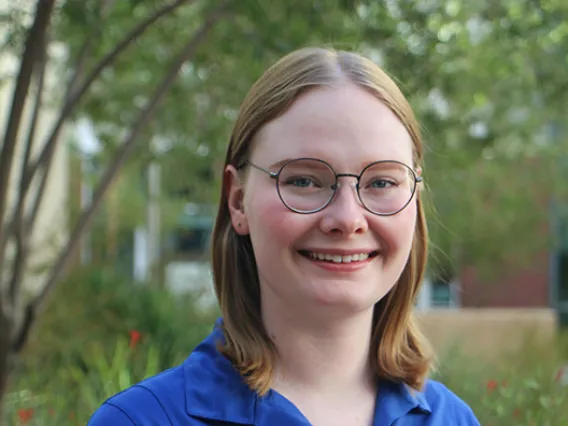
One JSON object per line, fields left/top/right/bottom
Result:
{"left": 6, "top": 337, "right": 168, "bottom": 425}
{"left": 4, "top": 322, "right": 568, "bottom": 425}
{"left": 44, "top": 0, "right": 568, "bottom": 277}
{"left": 0, "top": 0, "right": 226, "bottom": 412}
{"left": 433, "top": 332, "right": 568, "bottom": 426}
{"left": 20, "top": 266, "right": 217, "bottom": 379}
{"left": 1, "top": 0, "right": 568, "bottom": 417}
{"left": 3, "top": 266, "right": 217, "bottom": 424}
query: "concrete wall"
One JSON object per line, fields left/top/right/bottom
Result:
{"left": 417, "top": 308, "right": 558, "bottom": 362}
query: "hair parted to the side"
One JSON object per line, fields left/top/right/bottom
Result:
{"left": 211, "top": 47, "right": 433, "bottom": 396}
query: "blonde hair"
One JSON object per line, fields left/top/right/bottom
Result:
{"left": 211, "top": 47, "right": 432, "bottom": 395}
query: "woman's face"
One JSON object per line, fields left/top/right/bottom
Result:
{"left": 226, "top": 83, "right": 419, "bottom": 319}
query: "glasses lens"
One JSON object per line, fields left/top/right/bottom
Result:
{"left": 277, "top": 159, "right": 336, "bottom": 212}
{"left": 358, "top": 162, "right": 416, "bottom": 215}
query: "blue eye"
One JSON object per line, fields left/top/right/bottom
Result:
{"left": 291, "top": 178, "right": 313, "bottom": 187}
{"left": 284, "top": 177, "right": 323, "bottom": 188}
{"left": 369, "top": 179, "right": 395, "bottom": 189}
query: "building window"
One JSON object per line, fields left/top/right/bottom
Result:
{"left": 416, "top": 275, "right": 460, "bottom": 310}
{"left": 431, "top": 276, "right": 453, "bottom": 308}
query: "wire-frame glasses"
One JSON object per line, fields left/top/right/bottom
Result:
{"left": 239, "top": 157, "right": 422, "bottom": 216}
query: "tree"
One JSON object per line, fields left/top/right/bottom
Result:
{"left": 52, "top": 0, "right": 568, "bottom": 282}
{"left": 0, "top": 0, "right": 229, "bottom": 413}
{"left": 1, "top": 0, "right": 567, "bottom": 417}
{"left": 0, "top": 0, "right": 373, "bottom": 415}
{"left": 353, "top": 0, "right": 568, "bottom": 277}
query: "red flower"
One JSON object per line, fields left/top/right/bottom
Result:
{"left": 513, "top": 408, "right": 522, "bottom": 418}
{"left": 129, "top": 329, "right": 142, "bottom": 349}
{"left": 554, "top": 366, "right": 565, "bottom": 383}
{"left": 18, "top": 408, "right": 34, "bottom": 424}
{"left": 486, "top": 379, "right": 498, "bottom": 393}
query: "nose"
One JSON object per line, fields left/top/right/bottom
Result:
{"left": 319, "top": 181, "right": 368, "bottom": 235}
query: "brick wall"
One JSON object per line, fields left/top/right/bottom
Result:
{"left": 459, "top": 251, "right": 551, "bottom": 307}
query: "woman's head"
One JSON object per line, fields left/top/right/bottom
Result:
{"left": 211, "top": 47, "right": 431, "bottom": 394}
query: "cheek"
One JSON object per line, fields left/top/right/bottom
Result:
{"left": 245, "top": 189, "right": 309, "bottom": 253}
{"left": 375, "top": 202, "right": 417, "bottom": 255}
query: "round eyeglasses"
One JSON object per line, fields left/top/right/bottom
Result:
{"left": 239, "top": 158, "right": 422, "bottom": 216}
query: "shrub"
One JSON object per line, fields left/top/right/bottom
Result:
{"left": 7, "top": 337, "right": 169, "bottom": 425}
{"left": 6, "top": 265, "right": 218, "bottom": 425}
{"left": 20, "top": 266, "right": 218, "bottom": 376}
{"left": 433, "top": 332, "right": 568, "bottom": 425}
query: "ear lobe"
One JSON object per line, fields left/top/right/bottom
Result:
{"left": 225, "top": 165, "right": 250, "bottom": 235}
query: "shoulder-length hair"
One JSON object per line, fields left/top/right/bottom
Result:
{"left": 211, "top": 47, "right": 432, "bottom": 395}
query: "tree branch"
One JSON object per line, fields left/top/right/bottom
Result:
{"left": 12, "top": 3, "right": 228, "bottom": 352}
{"left": 0, "top": 0, "right": 56, "bottom": 280}
{"left": 7, "top": 41, "right": 48, "bottom": 310}
{"left": 65, "top": 0, "right": 119, "bottom": 99}
{"left": 21, "top": 0, "right": 195, "bottom": 200}
{"left": 2, "top": 0, "right": 193, "bottom": 304}
{"left": 20, "top": 50, "right": 47, "bottom": 212}
{"left": 0, "top": 35, "right": 47, "bottom": 241}
{"left": 0, "top": 0, "right": 119, "bottom": 268}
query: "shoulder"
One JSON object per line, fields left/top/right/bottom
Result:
{"left": 87, "top": 402, "right": 136, "bottom": 425}
{"left": 421, "top": 379, "right": 480, "bottom": 425}
{"left": 87, "top": 364, "right": 186, "bottom": 425}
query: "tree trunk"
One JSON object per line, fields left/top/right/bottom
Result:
{"left": 0, "top": 0, "right": 55, "bottom": 284}
{"left": 8, "top": 1, "right": 229, "bottom": 361}
{"left": 0, "top": 0, "right": 227, "bottom": 416}
{"left": 0, "top": 314, "right": 12, "bottom": 424}
{"left": 1, "top": 0, "right": 195, "bottom": 269}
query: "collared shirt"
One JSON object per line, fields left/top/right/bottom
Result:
{"left": 88, "top": 320, "right": 480, "bottom": 425}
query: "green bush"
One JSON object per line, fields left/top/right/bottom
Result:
{"left": 7, "top": 337, "right": 169, "bottom": 425}
{"left": 20, "top": 267, "right": 218, "bottom": 376}
{"left": 433, "top": 332, "right": 568, "bottom": 426}
{"left": 4, "top": 267, "right": 567, "bottom": 425}
{"left": 6, "top": 266, "right": 218, "bottom": 424}
{"left": 6, "top": 332, "right": 568, "bottom": 425}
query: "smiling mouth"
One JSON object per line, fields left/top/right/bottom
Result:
{"left": 298, "top": 250, "right": 379, "bottom": 264}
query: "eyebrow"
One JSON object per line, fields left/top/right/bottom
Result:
{"left": 268, "top": 157, "right": 411, "bottom": 172}
{"left": 268, "top": 158, "right": 337, "bottom": 172}
{"left": 268, "top": 158, "right": 295, "bottom": 170}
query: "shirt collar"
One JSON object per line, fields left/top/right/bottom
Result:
{"left": 374, "top": 378, "right": 432, "bottom": 425}
{"left": 184, "top": 319, "right": 257, "bottom": 424}
{"left": 183, "top": 319, "right": 431, "bottom": 425}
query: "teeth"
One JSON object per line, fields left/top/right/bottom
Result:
{"left": 308, "top": 252, "right": 370, "bottom": 263}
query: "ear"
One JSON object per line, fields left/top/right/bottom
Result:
{"left": 225, "top": 165, "right": 250, "bottom": 235}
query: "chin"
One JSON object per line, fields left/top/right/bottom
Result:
{"left": 304, "top": 283, "right": 382, "bottom": 314}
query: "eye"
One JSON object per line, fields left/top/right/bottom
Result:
{"left": 284, "top": 177, "right": 320, "bottom": 188}
{"left": 368, "top": 179, "right": 396, "bottom": 189}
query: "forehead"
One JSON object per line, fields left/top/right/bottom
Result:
{"left": 251, "top": 83, "right": 414, "bottom": 170}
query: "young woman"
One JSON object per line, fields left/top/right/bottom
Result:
{"left": 89, "top": 47, "right": 479, "bottom": 425}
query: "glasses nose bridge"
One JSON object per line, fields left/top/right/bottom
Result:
{"left": 330, "top": 172, "right": 363, "bottom": 210}
{"left": 333, "top": 172, "right": 360, "bottom": 190}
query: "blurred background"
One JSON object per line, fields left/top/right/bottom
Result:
{"left": 0, "top": 0, "right": 567, "bottom": 424}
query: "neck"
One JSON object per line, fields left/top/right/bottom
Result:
{"left": 263, "top": 304, "right": 376, "bottom": 395}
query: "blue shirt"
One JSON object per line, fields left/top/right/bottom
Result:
{"left": 88, "top": 320, "right": 480, "bottom": 425}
